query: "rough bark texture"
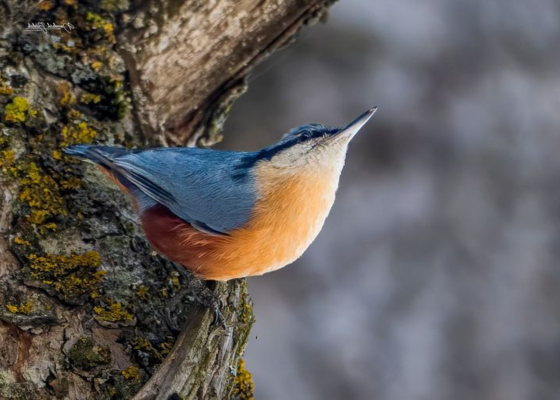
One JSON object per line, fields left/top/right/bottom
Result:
{"left": 119, "top": 0, "right": 334, "bottom": 146}
{"left": 0, "top": 0, "right": 334, "bottom": 399}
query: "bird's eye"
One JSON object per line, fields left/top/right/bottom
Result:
{"left": 299, "top": 132, "right": 311, "bottom": 142}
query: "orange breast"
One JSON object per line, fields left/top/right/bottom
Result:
{"left": 133, "top": 161, "right": 339, "bottom": 281}
{"left": 218, "top": 166, "right": 338, "bottom": 279}
{"left": 139, "top": 165, "right": 336, "bottom": 281}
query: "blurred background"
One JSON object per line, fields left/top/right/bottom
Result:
{"left": 218, "top": 1, "right": 560, "bottom": 399}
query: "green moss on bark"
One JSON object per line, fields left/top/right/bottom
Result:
{"left": 67, "top": 337, "right": 111, "bottom": 371}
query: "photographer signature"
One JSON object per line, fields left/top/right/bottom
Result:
{"left": 24, "top": 22, "right": 75, "bottom": 34}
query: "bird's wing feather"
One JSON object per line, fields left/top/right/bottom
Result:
{"left": 111, "top": 148, "right": 257, "bottom": 235}
{"left": 64, "top": 145, "right": 257, "bottom": 235}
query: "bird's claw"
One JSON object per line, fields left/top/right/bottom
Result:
{"left": 164, "top": 286, "right": 190, "bottom": 333}
{"left": 195, "top": 287, "right": 226, "bottom": 329}
{"left": 165, "top": 262, "right": 227, "bottom": 332}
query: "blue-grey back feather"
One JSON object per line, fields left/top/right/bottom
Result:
{"left": 64, "top": 145, "right": 257, "bottom": 234}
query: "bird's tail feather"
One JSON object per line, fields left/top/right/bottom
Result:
{"left": 63, "top": 145, "right": 129, "bottom": 169}
{"left": 64, "top": 145, "right": 143, "bottom": 197}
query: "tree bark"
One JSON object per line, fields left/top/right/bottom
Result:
{"left": 0, "top": 0, "right": 334, "bottom": 399}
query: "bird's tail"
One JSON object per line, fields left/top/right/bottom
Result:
{"left": 63, "top": 145, "right": 129, "bottom": 165}
{"left": 64, "top": 145, "right": 140, "bottom": 195}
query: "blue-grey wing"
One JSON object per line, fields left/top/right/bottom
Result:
{"left": 65, "top": 145, "right": 257, "bottom": 235}
{"left": 113, "top": 148, "right": 257, "bottom": 235}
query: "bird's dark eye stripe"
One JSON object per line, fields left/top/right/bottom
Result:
{"left": 255, "top": 137, "right": 300, "bottom": 160}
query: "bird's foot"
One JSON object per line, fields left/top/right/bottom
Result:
{"left": 165, "top": 262, "right": 226, "bottom": 331}
{"left": 165, "top": 286, "right": 191, "bottom": 333}
{"left": 193, "top": 284, "right": 226, "bottom": 329}
{"left": 171, "top": 261, "right": 195, "bottom": 283}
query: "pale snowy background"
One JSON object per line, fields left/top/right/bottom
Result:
{"left": 219, "top": 1, "right": 560, "bottom": 399}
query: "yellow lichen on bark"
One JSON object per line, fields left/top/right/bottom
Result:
{"left": 93, "top": 301, "right": 134, "bottom": 322}
{"left": 231, "top": 359, "right": 255, "bottom": 400}
{"left": 4, "top": 97, "right": 31, "bottom": 123}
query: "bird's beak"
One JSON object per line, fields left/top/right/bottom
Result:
{"left": 329, "top": 107, "right": 377, "bottom": 142}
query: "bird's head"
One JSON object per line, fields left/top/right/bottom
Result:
{"left": 258, "top": 107, "right": 377, "bottom": 170}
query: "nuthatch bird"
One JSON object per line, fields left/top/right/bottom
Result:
{"left": 64, "top": 108, "right": 376, "bottom": 281}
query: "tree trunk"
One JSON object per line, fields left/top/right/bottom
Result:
{"left": 0, "top": 1, "right": 334, "bottom": 399}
